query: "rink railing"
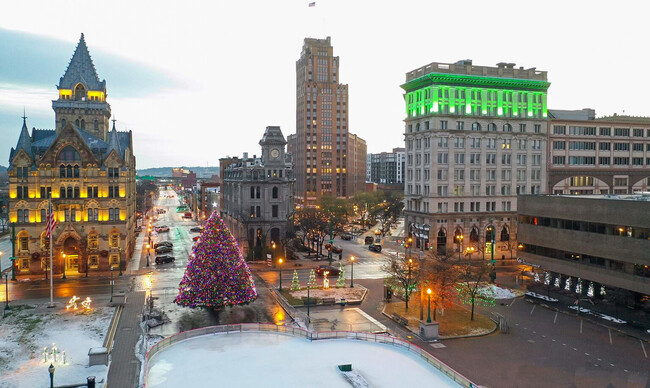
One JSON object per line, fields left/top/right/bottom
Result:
{"left": 143, "top": 323, "right": 477, "bottom": 388}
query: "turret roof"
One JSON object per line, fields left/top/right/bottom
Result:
{"left": 58, "top": 33, "right": 106, "bottom": 91}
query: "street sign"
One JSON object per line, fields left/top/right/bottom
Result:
{"left": 266, "top": 254, "right": 272, "bottom": 267}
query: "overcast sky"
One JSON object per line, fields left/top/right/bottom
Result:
{"left": 1, "top": 0, "right": 649, "bottom": 169}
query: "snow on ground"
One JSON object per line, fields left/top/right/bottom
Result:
{"left": 0, "top": 304, "right": 112, "bottom": 388}
{"left": 290, "top": 286, "right": 366, "bottom": 302}
{"left": 478, "top": 284, "right": 516, "bottom": 299}
{"left": 145, "top": 332, "right": 461, "bottom": 387}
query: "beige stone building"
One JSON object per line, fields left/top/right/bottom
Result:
{"left": 7, "top": 34, "right": 136, "bottom": 277}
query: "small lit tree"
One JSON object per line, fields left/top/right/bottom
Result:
{"left": 456, "top": 261, "right": 494, "bottom": 320}
{"left": 336, "top": 263, "right": 345, "bottom": 288}
{"left": 307, "top": 269, "right": 317, "bottom": 288}
{"left": 290, "top": 270, "right": 301, "bottom": 291}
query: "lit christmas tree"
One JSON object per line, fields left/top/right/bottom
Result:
{"left": 307, "top": 269, "right": 317, "bottom": 289}
{"left": 336, "top": 263, "right": 345, "bottom": 288}
{"left": 290, "top": 270, "right": 301, "bottom": 291}
{"left": 175, "top": 212, "right": 257, "bottom": 308}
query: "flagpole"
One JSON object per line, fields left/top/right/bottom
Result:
{"left": 49, "top": 197, "right": 54, "bottom": 308}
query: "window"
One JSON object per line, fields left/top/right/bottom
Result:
{"left": 88, "top": 208, "right": 98, "bottom": 222}
{"left": 553, "top": 141, "right": 565, "bottom": 150}
{"left": 553, "top": 125, "right": 566, "bottom": 135}
{"left": 486, "top": 185, "right": 496, "bottom": 196}
{"left": 437, "top": 170, "right": 448, "bottom": 180}
{"left": 553, "top": 156, "right": 566, "bottom": 165}
{"left": 272, "top": 187, "right": 278, "bottom": 198}
{"left": 88, "top": 234, "right": 98, "bottom": 249}
{"left": 272, "top": 205, "right": 278, "bottom": 218}
{"left": 470, "top": 153, "right": 481, "bottom": 164}
{"left": 633, "top": 128, "right": 644, "bottom": 137}
{"left": 437, "top": 186, "right": 448, "bottom": 196}
{"left": 598, "top": 157, "right": 610, "bottom": 166}
{"left": 501, "top": 154, "right": 511, "bottom": 165}
{"left": 632, "top": 157, "right": 644, "bottom": 166}
{"left": 471, "top": 122, "right": 481, "bottom": 131}
{"left": 110, "top": 232, "right": 120, "bottom": 248}
{"left": 16, "top": 166, "right": 29, "bottom": 178}
{"left": 453, "top": 138, "right": 465, "bottom": 149}
{"left": 502, "top": 139, "right": 511, "bottom": 149}
{"left": 437, "top": 153, "right": 448, "bottom": 164}
{"left": 454, "top": 186, "right": 464, "bottom": 196}
{"left": 437, "top": 138, "right": 448, "bottom": 148}
{"left": 502, "top": 123, "right": 512, "bottom": 132}
{"left": 454, "top": 153, "right": 465, "bottom": 164}
{"left": 501, "top": 169, "right": 511, "bottom": 180}
{"left": 19, "top": 235, "right": 29, "bottom": 252}
{"left": 614, "top": 143, "right": 629, "bottom": 151}
{"left": 613, "top": 157, "right": 629, "bottom": 165}
{"left": 40, "top": 186, "right": 51, "bottom": 199}
{"left": 470, "top": 138, "right": 481, "bottom": 148}
{"left": 517, "top": 169, "right": 527, "bottom": 181}
{"left": 486, "top": 169, "right": 496, "bottom": 181}
{"left": 485, "top": 153, "right": 496, "bottom": 164}
{"left": 599, "top": 142, "right": 611, "bottom": 151}
{"left": 614, "top": 128, "right": 630, "bottom": 137}
{"left": 516, "top": 154, "right": 527, "bottom": 165}
{"left": 16, "top": 186, "right": 28, "bottom": 199}
{"left": 440, "top": 120, "right": 448, "bottom": 130}
{"left": 519, "top": 124, "right": 526, "bottom": 133}
{"left": 454, "top": 169, "right": 465, "bottom": 181}
{"left": 518, "top": 139, "right": 527, "bottom": 150}
{"left": 89, "top": 255, "right": 98, "bottom": 267}
{"left": 599, "top": 127, "right": 611, "bottom": 136}
{"left": 501, "top": 185, "right": 511, "bottom": 195}
{"left": 633, "top": 143, "right": 644, "bottom": 151}
{"left": 108, "top": 167, "right": 119, "bottom": 178}
{"left": 456, "top": 121, "right": 464, "bottom": 130}
{"left": 17, "top": 209, "right": 29, "bottom": 223}
{"left": 487, "top": 123, "right": 497, "bottom": 132}
{"left": 486, "top": 139, "right": 496, "bottom": 149}
{"left": 534, "top": 124, "right": 541, "bottom": 133}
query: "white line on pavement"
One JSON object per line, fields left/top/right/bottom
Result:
{"left": 580, "top": 320, "right": 583, "bottom": 334}
{"left": 641, "top": 340, "right": 648, "bottom": 358}
{"left": 608, "top": 329, "right": 612, "bottom": 345}
{"left": 530, "top": 305, "right": 536, "bottom": 315}
{"left": 553, "top": 311, "right": 558, "bottom": 324}
{"left": 509, "top": 298, "right": 516, "bottom": 307}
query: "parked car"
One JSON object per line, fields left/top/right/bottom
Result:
{"left": 340, "top": 232, "right": 353, "bottom": 240}
{"left": 364, "top": 236, "right": 374, "bottom": 245}
{"left": 368, "top": 243, "right": 382, "bottom": 253}
{"left": 190, "top": 226, "right": 203, "bottom": 233}
{"left": 155, "top": 226, "right": 170, "bottom": 232}
{"left": 324, "top": 243, "right": 343, "bottom": 254}
{"left": 314, "top": 265, "right": 341, "bottom": 277}
{"left": 154, "top": 241, "right": 173, "bottom": 249}
{"left": 155, "top": 246, "right": 173, "bottom": 254}
{"left": 155, "top": 255, "right": 175, "bottom": 265}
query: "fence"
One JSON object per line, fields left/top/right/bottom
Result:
{"left": 143, "top": 323, "right": 477, "bottom": 388}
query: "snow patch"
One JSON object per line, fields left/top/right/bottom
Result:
{"left": 478, "top": 284, "right": 516, "bottom": 299}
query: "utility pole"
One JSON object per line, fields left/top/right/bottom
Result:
{"left": 10, "top": 222, "right": 16, "bottom": 281}
{"left": 327, "top": 218, "right": 333, "bottom": 266}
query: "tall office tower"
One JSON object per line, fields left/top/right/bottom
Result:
{"left": 368, "top": 148, "right": 406, "bottom": 184}
{"left": 401, "top": 60, "right": 550, "bottom": 257}
{"left": 295, "top": 37, "right": 365, "bottom": 205}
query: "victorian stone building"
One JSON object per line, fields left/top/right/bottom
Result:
{"left": 7, "top": 34, "right": 136, "bottom": 277}
{"left": 221, "top": 126, "right": 295, "bottom": 259}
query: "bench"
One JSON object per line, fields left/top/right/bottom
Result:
{"left": 392, "top": 313, "right": 409, "bottom": 326}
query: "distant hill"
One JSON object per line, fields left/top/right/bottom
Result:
{"left": 137, "top": 166, "right": 220, "bottom": 179}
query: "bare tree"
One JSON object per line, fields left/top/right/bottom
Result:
{"left": 456, "top": 261, "right": 493, "bottom": 321}
{"left": 383, "top": 255, "right": 418, "bottom": 310}
{"left": 422, "top": 250, "right": 461, "bottom": 319}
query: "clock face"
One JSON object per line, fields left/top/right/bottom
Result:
{"left": 270, "top": 149, "right": 280, "bottom": 159}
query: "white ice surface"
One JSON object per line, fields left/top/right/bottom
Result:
{"left": 146, "top": 332, "right": 460, "bottom": 387}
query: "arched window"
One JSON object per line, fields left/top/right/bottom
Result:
{"left": 487, "top": 123, "right": 497, "bottom": 132}
{"left": 60, "top": 165, "right": 66, "bottom": 178}
{"left": 272, "top": 187, "right": 278, "bottom": 199}
{"left": 416, "top": 123, "right": 420, "bottom": 131}
{"left": 472, "top": 122, "right": 481, "bottom": 131}
{"left": 17, "top": 231, "right": 29, "bottom": 252}
{"left": 74, "top": 83, "right": 86, "bottom": 101}
{"left": 81, "top": 119, "right": 85, "bottom": 130}
{"left": 470, "top": 226, "right": 479, "bottom": 242}
{"left": 453, "top": 227, "right": 463, "bottom": 244}
{"left": 61, "top": 119, "right": 66, "bottom": 129}
{"left": 57, "top": 146, "right": 81, "bottom": 162}
{"left": 75, "top": 119, "right": 80, "bottom": 127}
{"left": 109, "top": 231, "right": 120, "bottom": 248}
{"left": 73, "top": 165, "right": 79, "bottom": 178}
{"left": 67, "top": 186, "right": 73, "bottom": 199}
{"left": 60, "top": 186, "right": 66, "bottom": 199}
{"left": 436, "top": 228, "right": 447, "bottom": 254}
{"left": 66, "top": 165, "right": 72, "bottom": 177}
{"left": 74, "top": 187, "right": 80, "bottom": 198}
{"left": 500, "top": 226, "right": 510, "bottom": 242}
{"left": 88, "top": 233, "right": 98, "bottom": 249}
{"left": 503, "top": 123, "right": 512, "bottom": 132}
{"left": 485, "top": 226, "right": 495, "bottom": 243}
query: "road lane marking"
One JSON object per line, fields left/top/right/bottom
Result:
{"left": 610, "top": 364, "right": 614, "bottom": 367}
{"left": 573, "top": 347, "right": 577, "bottom": 351}
{"left": 608, "top": 329, "right": 612, "bottom": 345}
{"left": 530, "top": 305, "right": 536, "bottom": 315}
{"left": 509, "top": 298, "right": 516, "bottom": 307}
{"left": 580, "top": 320, "right": 583, "bottom": 334}
{"left": 585, "top": 353, "right": 589, "bottom": 356}
{"left": 641, "top": 340, "right": 648, "bottom": 358}
{"left": 554, "top": 312, "right": 558, "bottom": 324}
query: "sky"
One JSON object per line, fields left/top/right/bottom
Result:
{"left": 1, "top": 0, "right": 649, "bottom": 169}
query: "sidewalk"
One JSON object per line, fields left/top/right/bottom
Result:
{"left": 106, "top": 291, "right": 146, "bottom": 388}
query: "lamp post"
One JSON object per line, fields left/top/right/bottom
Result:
{"left": 146, "top": 244, "right": 151, "bottom": 267}
{"left": 110, "top": 266, "right": 114, "bottom": 303}
{"left": 426, "top": 288, "right": 432, "bottom": 323}
{"left": 48, "top": 363, "right": 55, "bottom": 388}
{"left": 406, "top": 258, "right": 412, "bottom": 310}
{"left": 456, "top": 234, "right": 464, "bottom": 261}
{"left": 11, "top": 222, "right": 16, "bottom": 281}
{"left": 278, "top": 258, "right": 283, "bottom": 291}
{"left": 4, "top": 271, "right": 9, "bottom": 310}
{"left": 306, "top": 283, "right": 310, "bottom": 318}
{"left": 118, "top": 248, "right": 123, "bottom": 276}
{"left": 464, "top": 246, "right": 475, "bottom": 264}
{"left": 350, "top": 256, "right": 355, "bottom": 288}
{"left": 61, "top": 252, "right": 66, "bottom": 280}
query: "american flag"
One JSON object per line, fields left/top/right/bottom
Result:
{"left": 46, "top": 200, "right": 56, "bottom": 238}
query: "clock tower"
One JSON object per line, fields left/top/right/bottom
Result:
{"left": 259, "top": 126, "right": 287, "bottom": 166}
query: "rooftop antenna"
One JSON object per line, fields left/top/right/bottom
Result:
{"left": 22, "top": 107, "right": 27, "bottom": 123}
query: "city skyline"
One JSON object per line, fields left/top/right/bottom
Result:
{"left": 1, "top": 0, "right": 650, "bottom": 168}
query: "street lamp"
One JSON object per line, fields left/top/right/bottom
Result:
{"left": 4, "top": 271, "right": 9, "bottom": 310}
{"left": 406, "top": 258, "right": 412, "bottom": 310}
{"left": 278, "top": 258, "right": 283, "bottom": 291}
{"left": 427, "top": 288, "right": 432, "bottom": 323}
{"left": 110, "top": 266, "right": 114, "bottom": 303}
{"left": 146, "top": 244, "right": 151, "bottom": 267}
{"left": 464, "top": 246, "right": 475, "bottom": 264}
{"left": 456, "top": 234, "right": 464, "bottom": 261}
{"left": 48, "top": 363, "right": 55, "bottom": 388}
{"left": 350, "top": 256, "right": 355, "bottom": 288}
{"left": 61, "top": 252, "right": 66, "bottom": 280}
{"left": 118, "top": 248, "right": 123, "bottom": 276}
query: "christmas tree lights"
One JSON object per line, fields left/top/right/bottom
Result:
{"left": 291, "top": 270, "right": 301, "bottom": 291}
{"left": 307, "top": 269, "right": 317, "bottom": 288}
{"left": 336, "top": 263, "right": 345, "bottom": 288}
{"left": 175, "top": 212, "right": 257, "bottom": 308}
